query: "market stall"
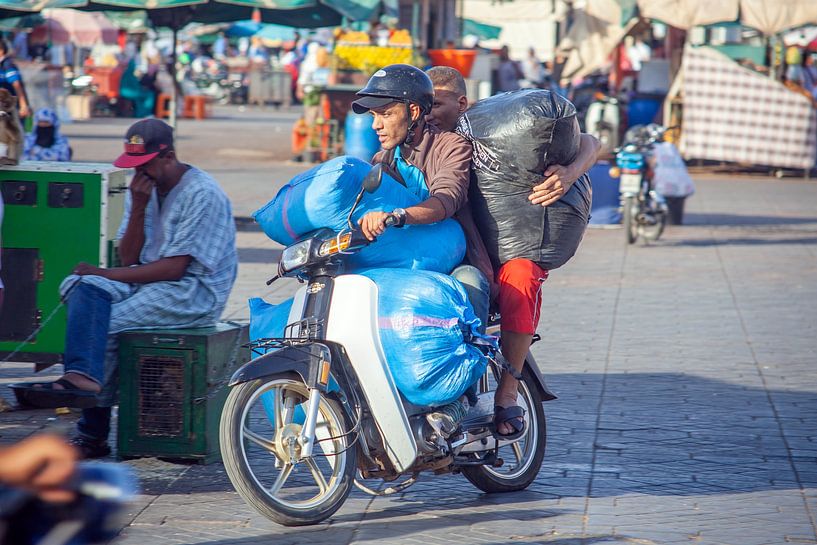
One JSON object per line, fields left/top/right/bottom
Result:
{"left": 679, "top": 45, "right": 817, "bottom": 172}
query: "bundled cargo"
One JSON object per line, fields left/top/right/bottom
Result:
{"left": 249, "top": 268, "right": 492, "bottom": 407}
{"left": 456, "top": 89, "right": 592, "bottom": 270}
{"left": 253, "top": 156, "right": 465, "bottom": 273}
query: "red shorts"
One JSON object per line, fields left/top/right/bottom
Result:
{"left": 497, "top": 259, "right": 549, "bottom": 335}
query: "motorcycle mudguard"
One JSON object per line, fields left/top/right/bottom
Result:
{"left": 228, "top": 344, "right": 329, "bottom": 389}
{"left": 525, "top": 351, "right": 558, "bottom": 402}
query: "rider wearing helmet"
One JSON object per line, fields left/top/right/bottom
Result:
{"left": 353, "top": 64, "right": 493, "bottom": 436}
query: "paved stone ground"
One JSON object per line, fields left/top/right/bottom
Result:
{"left": 1, "top": 108, "right": 816, "bottom": 544}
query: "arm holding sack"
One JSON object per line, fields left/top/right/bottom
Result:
{"left": 529, "top": 134, "right": 601, "bottom": 207}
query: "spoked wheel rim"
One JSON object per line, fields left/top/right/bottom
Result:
{"left": 483, "top": 377, "right": 540, "bottom": 481}
{"left": 238, "top": 379, "right": 350, "bottom": 511}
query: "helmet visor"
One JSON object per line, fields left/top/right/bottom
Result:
{"left": 351, "top": 96, "right": 398, "bottom": 114}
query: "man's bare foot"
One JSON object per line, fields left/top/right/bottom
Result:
{"left": 494, "top": 387, "right": 521, "bottom": 436}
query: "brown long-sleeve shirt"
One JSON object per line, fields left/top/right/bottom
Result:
{"left": 373, "top": 122, "right": 494, "bottom": 287}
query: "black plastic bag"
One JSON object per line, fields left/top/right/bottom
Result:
{"left": 456, "top": 89, "right": 591, "bottom": 270}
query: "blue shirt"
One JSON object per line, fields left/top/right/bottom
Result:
{"left": 394, "top": 145, "right": 429, "bottom": 201}
{"left": 0, "top": 57, "right": 21, "bottom": 95}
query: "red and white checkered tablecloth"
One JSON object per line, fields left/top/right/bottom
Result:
{"left": 680, "top": 46, "right": 817, "bottom": 170}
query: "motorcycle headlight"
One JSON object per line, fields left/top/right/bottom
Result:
{"left": 280, "top": 240, "right": 312, "bottom": 273}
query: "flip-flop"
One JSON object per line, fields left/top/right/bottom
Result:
{"left": 9, "top": 379, "right": 98, "bottom": 409}
{"left": 493, "top": 405, "right": 526, "bottom": 441}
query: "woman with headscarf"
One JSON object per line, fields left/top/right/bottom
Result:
{"left": 23, "top": 108, "right": 71, "bottom": 162}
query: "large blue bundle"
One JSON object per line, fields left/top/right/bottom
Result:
{"left": 253, "top": 156, "right": 465, "bottom": 274}
{"left": 249, "top": 270, "right": 492, "bottom": 407}
{"left": 361, "top": 269, "right": 491, "bottom": 407}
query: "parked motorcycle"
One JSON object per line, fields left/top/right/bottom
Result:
{"left": 219, "top": 164, "right": 556, "bottom": 526}
{"left": 610, "top": 124, "right": 669, "bottom": 244}
{"left": 585, "top": 91, "right": 622, "bottom": 155}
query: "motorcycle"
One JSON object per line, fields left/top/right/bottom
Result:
{"left": 584, "top": 91, "right": 622, "bottom": 155}
{"left": 219, "top": 164, "right": 556, "bottom": 526}
{"left": 611, "top": 124, "right": 669, "bottom": 244}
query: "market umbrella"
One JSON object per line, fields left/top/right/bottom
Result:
{"left": 461, "top": 18, "right": 502, "bottom": 41}
{"left": 635, "top": 0, "right": 739, "bottom": 30}
{"left": 559, "top": 0, "right": 639, "bottom": 81}
{"left": 31, "top": 8, "right": 118, "bottom": 47}
{"left": 255, "top": 23, "right": 296, "bottom": 47}
{"left": 0, "top": 1, "right": 54, "bottom": 19}
{"left": 0, "top": 13, "right": 45, "bottom": 31}
{"left": 635, "top": 0, "right": 817, "bottom": 34}
{"left": 44, "top": 0, "right": 397, "bottom": 127}
{"left": 739, "top": 0, "right": 817, "bottom": 36}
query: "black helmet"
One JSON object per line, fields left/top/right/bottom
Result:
{"left": 352, "top": 64, "right": 434, "bottom": 115}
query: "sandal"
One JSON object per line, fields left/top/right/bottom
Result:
{"left": 493, "top": 405, "right": 526, "bottom": 441}
{"left": 9, "top": 378, "right": 98, "bottom": 409}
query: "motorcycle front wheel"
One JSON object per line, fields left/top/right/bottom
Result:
{"left": 220, "top": 377, "right": 356, "bottom": 526}
{"left": 462, "top": 365, "right": 546, "bottom": 493}
{"left": 623, "top": 195, "right": 638, "bottom": 244}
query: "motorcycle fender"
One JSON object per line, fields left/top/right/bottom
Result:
{"left": 525, "top": 351, "right": 558, "bottom": 401}
{"left": 228, "top": 345, "right": 328, "bottom": 389}
{"left": 325, "top": 275, "right": 418, "bottom": 473}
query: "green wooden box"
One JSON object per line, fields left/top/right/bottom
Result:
{"left": 0, "top": 161, "right": 127, "bottom": 367}
{"left": 117, "top": 322, "right": 249, "bottom": 464}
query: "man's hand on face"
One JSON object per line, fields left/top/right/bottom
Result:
{"left": 129, "top": 171, "right": 155, "bottom": 208}
{"left": 358, "top": 211, "right": 391, "bottom": 241}
{"left": 529, "top": 164, "right": 580, "bottom": 207}
{"left": 72, "top": 262, "right": 107, "bottom": 278}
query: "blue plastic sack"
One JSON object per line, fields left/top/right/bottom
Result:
{"left": 249, "top": 297, "right": 294, "bottom": 349}
{"left": 248, "top": 270, "right": 493, "bottom": 408}
{"left": 252, "top": 156, "right": 466, "bottom": 274}
{"left": 361, "top": 268, "right": 491, "bottom": 407}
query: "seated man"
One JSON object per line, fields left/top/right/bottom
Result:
{"left": 426, "top": 66, "right": 600, "bottom": 439}
{"left": 20, "top": 119, "right": 238, "bottom": 458}
{"left": 23, "top": 108, "right": 71, "bottom": 162}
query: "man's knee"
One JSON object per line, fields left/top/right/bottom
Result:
{"left": 497, "top": 259, "right": 549, "bottom": 335}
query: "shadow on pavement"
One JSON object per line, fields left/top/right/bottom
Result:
{"left": 665, "top": 236, "right": 817, "bottom": 247}
{"left": 683, "top": 212, "right": 817, "bottom": 227}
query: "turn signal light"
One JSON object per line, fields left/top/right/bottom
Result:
{"left": 318, "top": 233, "right": 352, "bottom": 256}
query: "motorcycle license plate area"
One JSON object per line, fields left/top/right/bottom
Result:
{"left": 619, "top": 173, "right": 641, "bottom": 194}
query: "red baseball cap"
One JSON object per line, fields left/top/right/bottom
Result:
{"left": 113, "top": 118, "right": 174, "bottom": 168}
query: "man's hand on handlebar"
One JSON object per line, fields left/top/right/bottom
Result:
{"left": 358, "top": 211, "right": 401, "bottom": 241}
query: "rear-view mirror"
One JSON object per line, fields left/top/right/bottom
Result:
{"left": 363, "top": 164, "right": 383, "bottom": 193}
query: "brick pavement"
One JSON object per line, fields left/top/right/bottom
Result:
{"left": 1, "top": 110, "right": 816, "bottom": 543}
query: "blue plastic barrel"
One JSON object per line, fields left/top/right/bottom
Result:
{"left": 627, "top": 96, "right": 662, "bottom": 128}
{"left": 588, "top": 161, "right": 621, "bottom": 225}
{"left": 344, "top": 112, "right": 380, "bottom": 161}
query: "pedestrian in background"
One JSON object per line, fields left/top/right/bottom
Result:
{"left": 496, "top": 45, "right": 524, "bottom": 93}
{"left": 0, "top": 39, "right": 30, "bottom": 121}
{"left": 23, "top": 108, "right": 72, "bottom": 162}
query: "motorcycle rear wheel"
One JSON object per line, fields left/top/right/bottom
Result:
{"left": 220, "top": 377, "right": 356, "bottom": 526}
{"left": 462, "top": 365, "right": 546, "bottom": 493}
{"left": 623, "top": 195, "right": 638, "bottom": 244}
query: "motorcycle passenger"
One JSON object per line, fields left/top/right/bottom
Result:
{"left": 352, "top": 64, "right": 493, "bottom": 436}
{"left": 426, "top": 66, "right": 601, "bottom": 439}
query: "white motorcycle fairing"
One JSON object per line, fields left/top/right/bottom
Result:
{"left": 287, "top": 274, "right": 418, "bottom": 473}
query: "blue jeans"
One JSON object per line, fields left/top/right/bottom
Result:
{"left": 450, "top": 264, "right": 490, "bottom": 334}
{"left": 451, "top": 264, "right": 490, "bottom": 407}
{"left": 65, "top": 280, "right": 120, "bottom": 442}
{"left": 64, "top": 281, "right": 112, "bottom": 385}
